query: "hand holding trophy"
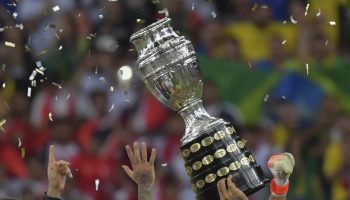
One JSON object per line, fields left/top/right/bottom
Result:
{"left": 130, "top": 18, "right": 269, "bottom": 200}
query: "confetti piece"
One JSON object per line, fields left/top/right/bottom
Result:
{"left": 261, "top": 5, "right": 268, "bottom": 9}
{"left": 98, "top": 14, "right": 104, "bottom": 19}
{"left": 248, "top": 61, "right": 252, "bottom": 68}
{"left": 31, "top": 80, "right": 37, "bottom": 87}
{"left": 211, "top": 11, "right": 217, "bottom": 18}
{"left": 158, "top": 8, "right": 169, "bottom": 17}
{"left": 66, "top": 93, "right": 71, "bottom": 100}
{"left": 282, "top": 20, "right": 287, "bottom": 24}
{"left": 282, "top": 40, "right": 287, "bottom": 45}
{"left": 325, "top": 40, "right": 329, "bottom": 46}
{"left": 2, "top": 83, "right": 5, "bottom": 88}
{"left": 110, "top": 86, "right": 114, "bottom": 92}
{"left": 18, "top": 137, "right": 22, "bottom": 147}
{"left": 282, "top": 96, "right": 286, "bottom": 99}
{"left": 52, "top": 82, "right": 62, "bottom": 89}
{"left": 16, "top": 24, "right": 24, "bottom": 30}
{"left": 108, "top": 104, "right": 115, "bottom": 112}
{"left": 21, "top": 147, "right": 25, "bottom": 158}
{"left": 29, "top": 70, "right": 37, "bottom": 80}
{"left": 59, "top": 45, "right": 62, "bottom": 51}
{"left": 252, "top": 3, "right": 258, "bottom": 11}
{"left": 136, "top": 19, "right": 145, "bottom": 24}
{"left": 152, "top": 0, "right": 160, "bottom": 3}
{"left": 99, "top": 77, "right": 106, "bottom": 84}
{"left": 27, "top": 87, "right": 32, "bottom": 97}
{"left": 52, "top": 6, "right": 60, "bottom": 12}
{"left": 264, "top": 94, "right": 269, "bottom": 102}
{"left": 37, "top": 50, "right": 48, "bottom": 56}
{"left": 316, "top": 8, "right": 321, "bottom": 17}
{"left": 49, "top": 112, "right": 53, "bottom": 122}
{"left": 13, "top": 12, "right": 18, "bottom": 19}
{"left": 161, "top": 163, "right": 168, "bottom": 167}
{"left": 306, "top": 63, "right": 309, "bottom": 75}
{"left": 0, "top": 27, "right": 4, "bottom": 32}
{"left": 290, "top": 15, "right": 298, "bottom": 24}
{"left": 0, "top": 119, "right": 6, "bottom": 132}
{"left": 192, "top": 3, "right": 195, "bottom": 10}
{"left": 305, "top": 3, "right": 310, "bottom": 16}
{"left": 5, "top": 41, "right": 15, "bottom": 48}
{"left": 95, "top": 179, "right": 100, "bottom": 191}
{"left": 329, "top": 21, "right": 336, "bottom": 26}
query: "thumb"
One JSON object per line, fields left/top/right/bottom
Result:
{"left": 122, "top": 165, "right": 134, "bottom": 181}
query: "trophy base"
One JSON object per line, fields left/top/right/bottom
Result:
{"left": 180, "top": 122, "right": 269, "bottom": 200}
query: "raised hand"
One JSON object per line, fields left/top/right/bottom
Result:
{"left": 122, "top": 142, "right": 156, "bottom": 200}
{"left": 268, "top": 152, "right": 295, "bottom": 199}
{"left": 217, "top": 175, "right": 248, "bottom": 200}
{"left": 47, "top": 145, "right": 71, "bottom": 198}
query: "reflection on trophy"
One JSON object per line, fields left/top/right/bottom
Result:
{"left": 130, "top": 17, "right": 269, "bottom": 200}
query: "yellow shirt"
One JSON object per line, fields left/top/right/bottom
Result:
{"left": 227, "top": 22, "right": 296, "bottom": 61}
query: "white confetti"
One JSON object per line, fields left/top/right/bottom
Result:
{"left": 5, "top": 41, "right": 15, "bottom": 48}
{"left": 290, "top": 15, "right": 298, "bottom": 24}
{"left": 0, "top": 27, "right": 4, "bottom": 32}
{"left": 282, "top": 40, "right": 287, "bottom": 45}
{"left": 329, "top": 21, "right": 336, "bottom": 26}
{"left": 282, "top": 20, "right": 287, "bottom": 24}
{"left": 31, "top": 80, "right": 37, "bottom": 87}
{"left": 13, "top": 12, "right": 18, "bottom": 19}
{"left": 248, "top": 61, "right": 252, "bottom": 68}
{"left": 211, "top": 11, "right": 217, "bottom": 18}
{"left": 52, "top": 6, "right": 60, "bottom": 12}
{"left": 305, "top": 3, "right": 310, "bottom": 16}
{"left": 108, "top": 104, "right": 115, "bottom": 112}
{"left": 36, "top": 61, "right": 43, "bottom": 68}
{"left": 15, "top": 24, "right": 24, "bottom": 30}
{"left": 325, "top": 40, "right": 329, "bottom": 46}
{"left": 52, "top": 82, "right": 62, "bottom": 89}
{"left": 29, "top": 70, "right": 37, "bottom": 80}
{"left": 316, "top": 8, "right": 321, "bottom": 17}
{"left": 0, "top": 119, "right": 6, "bottom": 132}
{"left": 59, "top": 45, "right": 63, "bottom": 51}
{"left": 158, "top": 8, "right": 169, "bottom": 17}
{"left": 192, "top": 3, "right": 195, "bottom": 10}
{"left": 18, "top": 137, "right": 22, "bottom": 147}
{"left": 161, "top": 163, "right": 168, "bottom": 167}
{"left": 2, "top": 83, "right": 5, "bottom": 88}
{"left": 282, "top": 96, "right": 286, "bottom": 99}
{"left": 99, "top": 14, "right": 104, "bottom": 19}
{"left": 66, "top": 93, "right": 71, "bottom": 100}
{"left": 306, "top": 63, "right": 309, "bottom": 75}
{"left": 49, "top": 112, "right": 53, "bottom": 122}
{"left": 264, "top": 94, "right": 269, "bottom": 102}
{"left": 27, "top": 87, "right": 32, "bottom": 97}
{"left": 110, "top": 86, "right": 114, "bottom": 92}
{"left": 95, "top": 179, "right": 100, "bottom": 191}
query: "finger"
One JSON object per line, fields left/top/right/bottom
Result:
{"left": 134, "top": 142, "right": 141, "bottom": 163}
{"left": 126, "top": 145, "right": 135, "bottom": 165}
{"left": 149, "top": 148, "right": 156, "bottom": 166}
{"left": 219, "top": 177, "right": 229, "bottom": 198}
{"left": 217, "top": 179, "right": 225, "bottom": 200}
{"left": 122, "top": 165, "right": 134, "bottom": 181}
{"left": 141, "top": 142, "right": 147, "bottom": 163}
{"left": 56, "top": 160, "right": 71, "bottom": 166}
{"left": 49, "top": 145, "right": 55, "bottom": 164}
{"left": 227, "top": 175, "right": 237, "bottom": 191}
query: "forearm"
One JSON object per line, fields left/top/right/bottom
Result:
{"left": 269, "top": 194, "right": 286, "bottom": 200}
{"left": 138, "top": 187, "right": 153, "bottom": 200}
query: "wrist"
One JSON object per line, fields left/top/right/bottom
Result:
{"left": 270, "top": 178, "right": 289, "bottom": 196}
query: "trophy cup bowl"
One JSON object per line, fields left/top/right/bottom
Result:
{"left": 130, "top": 17, "right": 269, "bottom": 200}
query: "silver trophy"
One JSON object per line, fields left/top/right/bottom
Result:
{"left": 130, "top": 17, "right": 268, "bottom": 200}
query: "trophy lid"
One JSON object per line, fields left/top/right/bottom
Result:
{"left": 129, "top": 17, "right": 179, "bottom": 63}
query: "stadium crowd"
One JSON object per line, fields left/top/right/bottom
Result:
{"left": 0, "top": 0, "right": 350, "bottom": 199}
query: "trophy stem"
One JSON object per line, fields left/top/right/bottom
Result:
{"left": 178, "top": 100, "right": 217, "bottom": 144}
